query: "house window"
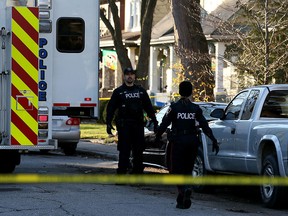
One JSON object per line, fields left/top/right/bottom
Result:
{"left": 130, "top": 0, "right": 140, "bottom": 30}
{"left": 57, "top": 18, "right": 85, "bottom": 53}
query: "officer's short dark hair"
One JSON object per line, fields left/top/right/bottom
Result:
{"left": 123, "top": 67, "right": 136, "bottom": 75}
{"left": 179, "top": 81, "right": 193, "bottom": 97}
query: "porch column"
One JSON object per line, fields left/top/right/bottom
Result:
{"left": 166, "top": 45, "right": 177, "bottom": 94}
{"left": 214, "top": 42, "right": 226, "bottom": 102}
{"left": 148, "top": 47, "right": 159, "bottom": 93}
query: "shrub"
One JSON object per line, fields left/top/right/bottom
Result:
{"left": 98, "top": 99, "right": 109, "bottom": 124}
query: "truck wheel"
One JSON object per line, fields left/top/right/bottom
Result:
{"left": 40, "top": 150, "right": 50, "bottom": 154}
{"left": 0, "top": 150, "right": 20, "bottom": 173}
{"left": 260, "top": 154, "right": 286, "bottom": 208}
{"left": 0, "top": 163, "right": 16, "bottom": 173}
{"left": 192, "top": 148, "right": 210, "bottom": 192}
{"left": 62, "top": 143, "right": 77, "bottom": 156}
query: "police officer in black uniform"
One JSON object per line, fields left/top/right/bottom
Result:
{"left": 106, "top": 67, "right": 158, "bottom": 174}
{"left": 155, "top": 81, "right": 219, "bottom": 209}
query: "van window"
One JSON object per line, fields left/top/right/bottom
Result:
{"left": 57, "top": 18, "right": 84, "bottom": 53}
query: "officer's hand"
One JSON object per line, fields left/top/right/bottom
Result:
{"left": 106, "top": 123, "right": 115, "bottom": 136}
{"left": 153, "top": 120, "right": 159, "bottom": 133}
{"left": 212, "top": 140, "right": 219, "bottom": 155}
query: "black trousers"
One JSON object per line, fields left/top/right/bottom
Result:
{"left": 116, "top": 120, "right": 145, "bottom": 174}
{"left": 168, "top": 134, "right": 199, "bottom": 193}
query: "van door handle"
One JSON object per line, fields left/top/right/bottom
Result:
{"left": 231, "top": 128, "right": 236, "bottom": 134}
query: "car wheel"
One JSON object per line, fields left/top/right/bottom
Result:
{"left": 164, "top": 141, "right": 171, "bottom": 171}
{"left": 62, "top": 143, "right": 77, "bottom": 156}
{"left": 260, "top": 154, "right": 286, "bottom": 208}
{"left": 129, "top": 151, "right": 133, "bottom": 171}
{"left": 192, "top": 148, "right": 211, "bottom": 193}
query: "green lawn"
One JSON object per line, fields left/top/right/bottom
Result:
{"left": 80, "top": 122, "right": 116, "bottom": 143}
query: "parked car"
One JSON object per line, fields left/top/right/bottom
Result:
{"left": 143, "top": 102, "right": 227, "bottom": 168}
{"left": 52, "top": 115, "right": 80, "bottom": 155}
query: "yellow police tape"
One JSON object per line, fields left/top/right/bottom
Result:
{"left": 99, "top": 98, "right": 110, "bottom": 101}
{"left": 99, "top": 94, "right": 180, "bottom": 101}
{"left": 0, "top": 174, "right": 288, "bottom": 185}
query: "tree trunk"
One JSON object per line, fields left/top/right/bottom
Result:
{"left": 100, "top": 0, "right": 132, "bottom": 71}
{"left": 171, "top": 0, "right": 214, "bottom": 101}
{"left": 136, "top": 0, "right": 157, "bottom": 89}
{"left": 100, "top": 0, "right": 157, "bottom": 90}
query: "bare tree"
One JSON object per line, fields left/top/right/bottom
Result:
{"left": 100, "top": 0, "right": 132, "bottom": 70}
{"left": 224, "top": 0, "right": 288, "bottom": 85}
{"left": 100, "top": 0, "right": 157, "bottom": 89}
{"left": 171, "top": 0, "right": 214, "bottom": 101}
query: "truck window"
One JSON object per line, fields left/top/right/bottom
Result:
{"left": 241, "top": 90, "right": 259, "bottom": 120}
{"left": 57, "top": 18, "right": 84, "bottom": 53}
{"left": 225, "top": 91, "right": 248, "bottom": 120}
{"left": 261, "top": 90, "right": 288, "bottom": 118}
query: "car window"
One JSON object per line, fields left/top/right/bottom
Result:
{"left": 201, "top": 106, "right": 217, "bottom": 121}
{"left": 156, "top": 106, "right": 169, "bottom": 123}
{"left": 200, "top": 106, "right": 210, "bottom": 120}
{"left": 225, "top": 91, "right": 249, "bottom": 120}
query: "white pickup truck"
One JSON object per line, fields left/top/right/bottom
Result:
{"left": 198, "top": 84, "right": 288, "bottom": 208}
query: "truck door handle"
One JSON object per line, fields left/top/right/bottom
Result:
{"left": 231, "top": 128, "right": 236, "bottom": 134}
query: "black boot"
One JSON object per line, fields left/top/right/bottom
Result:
{"left": 183, "top": 189, "right": 192, "bottom": 209}
{"left": 176, "top": 189, "right": 191, "bottom": 209}
{"left": 176, "top": 193, "right": 184, "bottom": 209}
{"left": 116, "top": 168, "right": 128, "bottom": 174}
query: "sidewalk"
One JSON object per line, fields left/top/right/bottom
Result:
{"left": 77, "top": 139, "right": 119, "bottom": 161}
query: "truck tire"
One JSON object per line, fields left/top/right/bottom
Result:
{"left": 192, "top": 148, "right": 211, "bottom": 192}
{"left": 40, "top": 150, "right": 50, "bottom": 154}
{"left": 260, "top": 154, "right": 286, "bottom": 208}
{"left": 0, "top": 163, "right": 16, "bottom": 173}
{"left": 0, "top": 150, "right": 20, "bottom": 173}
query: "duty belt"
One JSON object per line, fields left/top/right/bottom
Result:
{"left": 172, "top": 129, "right": 197, "bottom": 136}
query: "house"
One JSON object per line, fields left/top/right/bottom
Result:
{"left": 100, "top": 0, "right": 242, "bottom": 103}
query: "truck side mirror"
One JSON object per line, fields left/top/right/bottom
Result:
{"left": 210, "top": 108, "right": 225, "bottom": 119}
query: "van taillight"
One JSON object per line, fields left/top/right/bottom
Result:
{"left": 39, "top": 115, "right": 48, "bottom": 122}
{"left": 66, "top": 118, "right": 80, "bottom": 126}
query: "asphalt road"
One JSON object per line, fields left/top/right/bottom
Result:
{"left": 75, "top": 140, "right": 288, "bottom": 215}
{"left": 3, "top": 140, "right": 285, "bottom": 216}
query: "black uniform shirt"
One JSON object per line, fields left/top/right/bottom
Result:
{"left": 157, "top": 98, "right": 216, "bottom": 142}
{"left": 106, "top": 83, "right": 156, "bottom": 124}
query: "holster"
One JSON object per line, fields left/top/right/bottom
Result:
{"left": 116, "top": 119, "right": 125, "bottom": 128}
{"left": 166, "top": 128, "right": 173, "bottom": 142}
